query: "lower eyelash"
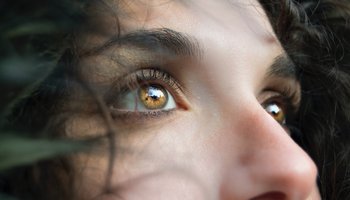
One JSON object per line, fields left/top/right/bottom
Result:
{"left": 105, "top": 68, "right": 182, "bottom": 107}
{"left": 106, "top": 70, "right": 186, "bottom": 124}
{"left": 262, "top": 87, "right": 300, "bottom": 122}
{"left": 110, "top": 109, "right": 176, "bottom": 122}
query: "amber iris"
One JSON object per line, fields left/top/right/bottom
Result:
{"left": 138, "top": 85, "right": 168, "bottom": 109}
{"left": 265, "top": 103, "right": 286, "bottom": 124}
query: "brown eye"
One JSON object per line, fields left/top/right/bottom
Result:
{"left": 115, "top": 83, "right": 176, "bottom": 112}
{"left": 264, "top": 102, "right": 286, "bottom": 125}
{"left": 111, "top": 69, "right": 181, "bottom": 113}
{"left": 138, "top": 85, "right": 168, "bottom": 109}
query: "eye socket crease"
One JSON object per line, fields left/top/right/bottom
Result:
{"left": 106, "top": 68, "right": 189, "bottom": 123}
{"left": 261, "top": 52, "right": 301, "bottom": 107}
{"left": 82, "top": 27, "right": 300, "bottom": 129}
{"left": 257, "top": 54, "right": 301, "bottom": 130}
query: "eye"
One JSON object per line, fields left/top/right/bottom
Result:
{"left": 107, "top": 68, "right": 186, "bottom": 119}
{"left": 264, "top": 102, "right": 286, "bottom": 125}
{"left": 117, "top": 84, "right": 177, "bottom": 112}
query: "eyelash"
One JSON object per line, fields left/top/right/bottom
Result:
{"left": 107, "top": 68, "right": 184, "bottom": 120}
{"left": 266, "top": 91, "right": 303, "bottom": 143}
{"left": 107, "top": 68, "right": 300, "bottom": 129}
{"left": 261, "top": 87, "right": 299, "bottom": 127}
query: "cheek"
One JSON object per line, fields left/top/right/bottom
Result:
{"left": 70, "top": 113, "right": 215, "bottom": 199}
{"left": 99, "top": 172, "right": 207, "bottom": 200}
{"left": 111, "top": 113, "right": 207, "bottom": 175}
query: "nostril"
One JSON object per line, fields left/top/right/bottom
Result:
{"left": 250, "top": 192, "right": 286, "bottom": 200}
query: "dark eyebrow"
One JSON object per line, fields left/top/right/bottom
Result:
{"left": 267, "top": 55, "right": 297, "bottom": 79}
{"left": 82, "top": 28, "right": 296, "bottom": 79}
{"left": 82, "top": 28, "right": 202, "bottom": 58}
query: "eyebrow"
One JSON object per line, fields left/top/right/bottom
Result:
{"left": 267, "top": 55, "right": 297, "bottom": 79}
{"left": 83, "top": 28, "right": 202, "bottom": 58}
{"left": 84, "top": 28, "right": 297, "bottom": 80}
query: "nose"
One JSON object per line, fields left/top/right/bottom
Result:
{"left": 218, "top": 103, "right": 319, "bottom": 200}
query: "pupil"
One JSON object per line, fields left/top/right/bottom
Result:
{"left": 148, "top": 86, "right": 162, "bottom": 100}
{"left": 139, "top": 85, "right": 168, "bottom": 110}
{"left": 267, "top": 104, "right": 280, "bottom": 116}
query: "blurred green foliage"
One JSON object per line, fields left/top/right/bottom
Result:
{"left": 0, "top": 0, "right": 88, "bottom": 198}
{"left": 0, "top": 135, "right": 87, "bottom": 171}
{"left": 0, "top": 0, "right": 85, "bottom": 114}
{"left": 0, "top": 193, "right": 17, "bottom": 200}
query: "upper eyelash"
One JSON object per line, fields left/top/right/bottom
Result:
{"left": 278, "top": 87, "right": 299, "bottom": 106}
{"left": 134, "top": 68, "right": 181, "bottom": 90}
{"left": 263, "top": 85, "right": 300, "bottom": 112}
{"left": 105, "top": 68, "right": 182, "bottom": 107}
{"left": 260, "top": 84, "right": 301, "bottom": 128}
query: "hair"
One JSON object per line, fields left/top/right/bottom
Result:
{"left": 1, "top": 0, "right": 350, "bottom": 199}
{"left": 260, "top": 1, "right": 350, "bottom": 199}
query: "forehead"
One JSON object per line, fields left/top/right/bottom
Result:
{"left": 77, "top": 0, "right": 284, "bottom": 91}
{"left": 82, "top": 0, "right": 278, "bottom": 50}
{"left": 118, "top": 0, "right": 269, "bottom": 29}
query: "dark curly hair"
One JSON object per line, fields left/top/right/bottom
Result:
{"left": 260, "top": 0, "right": 350, "bottom": 199}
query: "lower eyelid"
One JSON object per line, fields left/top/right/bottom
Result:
{"left": 107, "top": 69, "right": 189, "bottom": 112}
{"left": 110, "top": 109, "right": 177, "bottom": 124}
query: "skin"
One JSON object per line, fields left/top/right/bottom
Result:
{"left": 65, "top": 0, "right": 321, "bottom": 199}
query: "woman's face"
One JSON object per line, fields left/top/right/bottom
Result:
{"left": 67, "top": 0, "right": 321, "bottom": 199}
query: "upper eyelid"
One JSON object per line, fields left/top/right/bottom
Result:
{"left": 104, "top": 68, "right": 184, "bottom": 105}
{"left": 119, "top": 68, "right": 182, "bottom": 90}
{"left": 261, "top": 54, "right": 300, "bottom": 103}
{"left": 260, "top": 74, "right": 301, "bottom": 104}
{"left": 259, "top": 90, "right": 299, "bottom": 115}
